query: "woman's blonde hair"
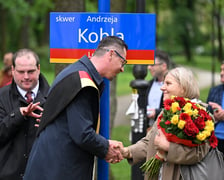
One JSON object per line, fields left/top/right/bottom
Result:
{"left": 168, "top": 67, "right": 200, "bottom": 99}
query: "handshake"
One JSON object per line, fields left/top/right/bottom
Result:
{"left": 104, "top": 140, "right": 132, "bottom": 164}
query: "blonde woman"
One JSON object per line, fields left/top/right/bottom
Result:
{"left": 122, "top": 67, "right": 211, "bottom": 180}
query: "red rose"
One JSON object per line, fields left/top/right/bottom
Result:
{"left": 194, "top": 116, "right": 206, "bottom": 130}
{"left": 180, "top": 113, "right": 191, "bottom": 121}
{"left": 209, "top": 131, "right": 218, "bottom": 148}
{"left": 174, "top": 96, "right": 186, "bottom": 107}
{"left": 198, "top": 109, "right": 211, "bottom": 120}
{"left": 184, "top": 120, "right": 199, "bottom": 137}
{"left": 191, "top": 103, "right": 198, "bottom": 110}
{"left": 205, "top": 112, "right": 212, "bottom": 120}
{"left": 163, "top": 99, "right": 174, "bottom": 110}
{"left": 165, "top": 120, "right": 171, "bottom": 125}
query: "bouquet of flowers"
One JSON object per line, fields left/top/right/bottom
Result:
{"left": 140, "top": 96, "right": 218, "bottom": 179}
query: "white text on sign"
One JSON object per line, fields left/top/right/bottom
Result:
{"left": 78, "top": 28, "right": 124, "bottom": 43}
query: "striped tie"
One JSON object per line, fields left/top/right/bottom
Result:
{"left": 25, "top": 91, "right": 33, "bottom": 103}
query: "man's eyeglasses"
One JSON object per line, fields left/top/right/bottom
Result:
{"left": 105, "top": 49, "right": 127, "bottom": 67}
{"left": 114, "top": 50, "right": 127, "bottom": 67}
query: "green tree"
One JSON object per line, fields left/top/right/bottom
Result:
{"left": 167, "top": 0, "right": 198, "bottom": 61}
{"left": 0, "top": 0, "right": 52, "bottom": 51}
{"left": 213, "top": 0, "right": 223, "bottom": 62}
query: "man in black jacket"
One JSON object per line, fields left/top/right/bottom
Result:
{"left": 0, "top": 49, "right": 50, "bottom": 180}
{"left": 146, "top": 49, "right": 171, "bottom": 129}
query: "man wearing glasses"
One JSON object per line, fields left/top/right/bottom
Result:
{"left": 24, "top": 36, "right": 128, "bottom": 180}
{"left": 146, "top": 49, "right": 172, "bottom": 130}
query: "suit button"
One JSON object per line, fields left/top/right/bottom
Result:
{"left": 10, "top": 113, "right": 15, "bottom": 117}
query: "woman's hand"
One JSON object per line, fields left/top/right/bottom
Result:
{"left": 154, "top": 128, "right": 170, "bottom": 151}
{"left": 121, "top": 147, "right": 132, "bottom": 159}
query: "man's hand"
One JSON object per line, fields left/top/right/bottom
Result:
{"left": 105, "top": 140, "right": 124, "bottom": 164}
{"left": 209, "top": 102, "right": 224, "bottom": 121}
{"left": 20, "top": 102, "right": 43, "bottom": 118}
{"left": 34, "top": 118, "right": 41, "bottom": 127}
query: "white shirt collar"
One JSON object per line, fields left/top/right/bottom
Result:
{"left": 17, "top": 81, "right": 39, "bottom": 99}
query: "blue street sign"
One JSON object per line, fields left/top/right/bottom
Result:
{"left": 50, "top": 12, "right": 156, "bottom": 50}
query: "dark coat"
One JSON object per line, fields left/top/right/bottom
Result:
{"left": 24, "top": 56, "right": 109, "bottom": 180}
{"left": 0, "top": 74, "right": 49, "bottom": 180}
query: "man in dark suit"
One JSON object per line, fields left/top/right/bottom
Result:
{"left": 207, "top": 62, "right": 224, "bottom": 154}
{"left": 0, "top": 49, "right": 50, "bottom": 180}
{"left": 24, "top": 36, "right": 128, "bottom": 180}
{"left": 146, "top": 49, "right": 171, "bottom": 129}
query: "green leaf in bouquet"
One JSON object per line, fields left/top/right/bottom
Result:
{"left": 166, "top": 127, "right": 173, "bottom": 133}
{"left": 172, "top": 125, "right": 179, "bottom": 131}
{"left": 167, "top": 111, "right": 173, "bottom": 116}
{"left": 173, "top": 128, "right": 181, "bottom": 135}
{"left": 177, "top": 131, "right": 185, "bottom": 139}
{"left": 159, "top": 121, "right": 166, "bottom": 128}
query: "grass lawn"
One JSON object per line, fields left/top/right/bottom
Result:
{"left": 110, "top": 126, "right": 131, "bottom": 180}
{"left": 172, "top": 55, "right": 221, "bottom": 72}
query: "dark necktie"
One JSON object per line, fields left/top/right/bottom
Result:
{"left": 25, "top": 91, "right": 33, "bottom": 103}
